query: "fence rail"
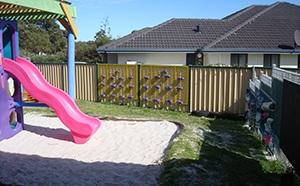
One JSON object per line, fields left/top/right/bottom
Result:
{"left": 33, "top": 63, "right": 300, "bottom": 113}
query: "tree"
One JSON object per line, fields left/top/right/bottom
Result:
{"left": 18, "top": 17, "right": 113, "bottom": 63}
{"left": 75, "top": 41, "right": 102, "bottom": 63}
{"left": 18, "top": 19, "right": 67, "bottom": 54}
{"left": 94, "top": 17, "right": 113, "bottom": 47}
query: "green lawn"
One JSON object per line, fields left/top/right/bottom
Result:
{"left": 23, "top": 100, "right": 288, "bottom": 185}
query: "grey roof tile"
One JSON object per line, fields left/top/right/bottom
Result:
{"left": 98, "top": 2, "right": 300, "bottom": 51}
{"left": 210, "top": 2, "right": 300, "bottom": 49}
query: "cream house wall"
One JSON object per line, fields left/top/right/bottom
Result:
{"left": 247, "top": 54, "right": 298, "bottom": 68}
{"left": 204, "top": 53, "right": 267, "bottom": 67}
{"left": 113, "top": 53, "right": 186, "bottom": 65}
{"left": 204, "top": 54, "right": 298, "bottom": 68}
{"left": 107, "top": 53, "right": 299, "bottom": 68}
{"left": 203, "top": 53, "right": 230, "bottom": 66}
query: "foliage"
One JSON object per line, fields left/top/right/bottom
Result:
{"left": 18, "top": 19, "right": 67, "bottom": 54}
{"left": 94, "top": 17, "right": 113, "bottom": 48}
{"left": 18, "top": 17, "right": 113, "bottom": 63}
{"left": 231, "top": 63, "right": 248, "bottom": 68}
{"left": 19, "top": 50, "right": 64, "bottom": 63}
{"left": 18, "top": 19, "right": 68, "bottom": 62}
{"left": 75, "top": 41, "right": 102, "bottom": 63}
{"left": 207, "top": 63, "right": 248, "bottom": 67}
{"left": 208, "top": 63, "right": 229, "bottom": 67}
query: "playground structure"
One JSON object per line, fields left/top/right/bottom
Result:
{"left": 0, "top": 1, "right": 101, "bottom": 144}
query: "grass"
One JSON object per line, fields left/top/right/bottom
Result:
{"left": 23, "top": 100, "right": 289, "bottom": 185}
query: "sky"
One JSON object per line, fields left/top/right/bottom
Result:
{"left": 69, "top": 0, "right": 300, "bottom": 42}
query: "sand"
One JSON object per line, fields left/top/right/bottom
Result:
{"left": 0, "top": 113, "right": 180, "bottom": 185}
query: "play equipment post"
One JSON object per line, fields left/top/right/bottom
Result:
{"left": 68, "top": 24, "right": 75, "bottom": 100}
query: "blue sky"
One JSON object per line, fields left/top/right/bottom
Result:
{"left": 70, "top": 0, "right": 300, "bottom": 41}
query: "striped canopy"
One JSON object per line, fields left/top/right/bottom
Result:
{"left": 0, "top": 0, "right": 76, "bottom": 21}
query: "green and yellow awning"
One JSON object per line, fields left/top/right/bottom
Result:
{"left": 0, "top": 0, "right": 77, "bottom": 38}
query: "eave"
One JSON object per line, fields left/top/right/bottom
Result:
{"left": 97, "top": 48, "right": 199, "bottom": 54}
{"left": 97, "top": 48, "right": 300, "bottom": 54}
{"left": 202, "top": 49, "right": 300, "bottom": 54}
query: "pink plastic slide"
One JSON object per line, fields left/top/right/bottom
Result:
{"left": 2, "top": 57, "right": 101, "bottom": 144}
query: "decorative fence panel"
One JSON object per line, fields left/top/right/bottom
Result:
{"left": 98, "top": 64, "right": 139, "bottom": 106}
{"left": 139, "top": 65, "right": 189, "bottom": 111}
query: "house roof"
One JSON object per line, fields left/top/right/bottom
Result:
{"left": 97, "top": 2, "right": 300, "bottom": 54}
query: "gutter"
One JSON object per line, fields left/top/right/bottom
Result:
{"left": 202, "top": 49, "right": 300, "bottom": 54}
{"left": 97, "top": 48, "right": 300, "bottom": 54}
{"left": 96, "top": 48, "right": 198, "bottom": 54}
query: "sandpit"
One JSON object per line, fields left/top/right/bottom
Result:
{"left": 0, "top": 113, "right": 180, "bottom": 185}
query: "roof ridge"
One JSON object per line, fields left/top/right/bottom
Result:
{"left": 206, "top": 2, "right": 281, "bottom": 48}
{"left": 105, "top": 19, "right": 176, "bottom": 49}
{"left": 223, "top": 5, "right": 256, "bottom": 21}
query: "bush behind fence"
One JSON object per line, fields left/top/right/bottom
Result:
{"left": 34, "top": 63, "right": 300, "bottom": 114}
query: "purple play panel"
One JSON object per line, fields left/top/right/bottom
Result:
{"left": 0, "top": 67, "right": 23, "bottom": 141}
{"left": 0, "top": 19, "right": 23, "bottom": 141}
